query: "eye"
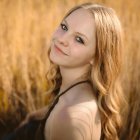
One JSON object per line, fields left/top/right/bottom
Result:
{"left": 60, "top": 23, "right": 68, "bottom": 31}
{"left": 76, "top": 36, "right": 85, "bottom": 44}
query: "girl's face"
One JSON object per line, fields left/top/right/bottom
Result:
{"left": 50, "top": 8, "right": 96, "bottom": 68}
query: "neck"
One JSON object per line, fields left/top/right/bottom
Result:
{"left": 59, "top": 66, "right": 90, "bottom": 93}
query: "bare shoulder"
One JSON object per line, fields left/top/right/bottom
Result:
{"left": 67, "top": 100, "right": 101, "bottom": 131}
{"left": 48, "top": 100, "right": 101, "bottom": 140}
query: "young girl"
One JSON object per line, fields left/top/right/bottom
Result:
{"left": 2, "top": 2, "right": 124, "bottom": 140}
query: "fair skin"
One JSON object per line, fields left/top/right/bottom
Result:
{"left": 44, "top": 8, "right": 101, "bottom": 140}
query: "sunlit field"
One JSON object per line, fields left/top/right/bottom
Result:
{"left": 0, "top": 0, "right": 139, "bottom": 139}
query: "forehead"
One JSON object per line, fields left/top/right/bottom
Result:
{"left": 64, "top": 8, "right": 95, "bottom": 39}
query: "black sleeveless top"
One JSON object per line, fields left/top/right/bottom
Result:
{"left": 1, "top": 80, "right": 90, "bottom": 140}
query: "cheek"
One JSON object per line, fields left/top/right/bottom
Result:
{"left": 72, "top": 48, "right": 81, "bottom": 56}
{"left": 71, "top": 47, "right": 87, "bottom": 60}
{"left": 52, "top": 28, "right": 63, "bottom": 39}
{"left": 71, "top": 47, "right": 94, "bottom": 62}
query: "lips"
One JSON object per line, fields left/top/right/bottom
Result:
{"left": 54, "top": 44, "right": 68, "bottom": 55}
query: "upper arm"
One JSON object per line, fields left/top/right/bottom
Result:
{"left": 47, "top": 102, "right": 101, "bottom": 140}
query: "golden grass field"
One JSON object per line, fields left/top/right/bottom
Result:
{"left": 0, "top": 0, "right": 139, "bottom": 139}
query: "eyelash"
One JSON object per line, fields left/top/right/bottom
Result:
{"left": 60, "top": 23, "right": 85, "bottom": 45}
{"left": 60, "top": 23, "right": 68, "bottom": 31}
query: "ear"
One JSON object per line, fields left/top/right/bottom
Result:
{"left": 89, "top": 60, "right": 93, "bottom": 65}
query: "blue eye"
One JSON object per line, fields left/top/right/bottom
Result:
{"left": 76, "top": 36, "right": 85, "bottom": 44}
{"left": 60, "top": 23, "right": 68, "bottom": 31}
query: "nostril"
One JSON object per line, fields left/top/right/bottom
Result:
{"left": 58, "top": 39, "right": 68, "bottom": 47}
{"left": 57, "top": 35, "right": 69, "bottom": 47}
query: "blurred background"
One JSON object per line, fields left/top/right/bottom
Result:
{"left": 0, "top": 0, "right": 139, "bottom": 139}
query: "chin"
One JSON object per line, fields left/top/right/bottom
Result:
{"left": 49, "top": 51, "right": 74, "bottom": 68}
{"left": 49, "top": 53, "right": 61, "bottom": 66}
{"left": 50, "top": 55, "right": 57, "bottom": 64}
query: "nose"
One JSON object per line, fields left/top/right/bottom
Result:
{"left": 57, "top": 34, "right": 69, "bottom": 47}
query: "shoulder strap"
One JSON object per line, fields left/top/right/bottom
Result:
{"left": 36, "top": 80, "right": 90, "bottom": 140}
{"left": 43, "top": 80, "right": 90, "bottom": 122}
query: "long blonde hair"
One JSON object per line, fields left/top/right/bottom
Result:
{"left": 46, "top": 3, "right": 124, "bottom": 140}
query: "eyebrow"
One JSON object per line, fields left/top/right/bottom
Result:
{"left": 62, "top": 19, "right": 89, "bottom": 42}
